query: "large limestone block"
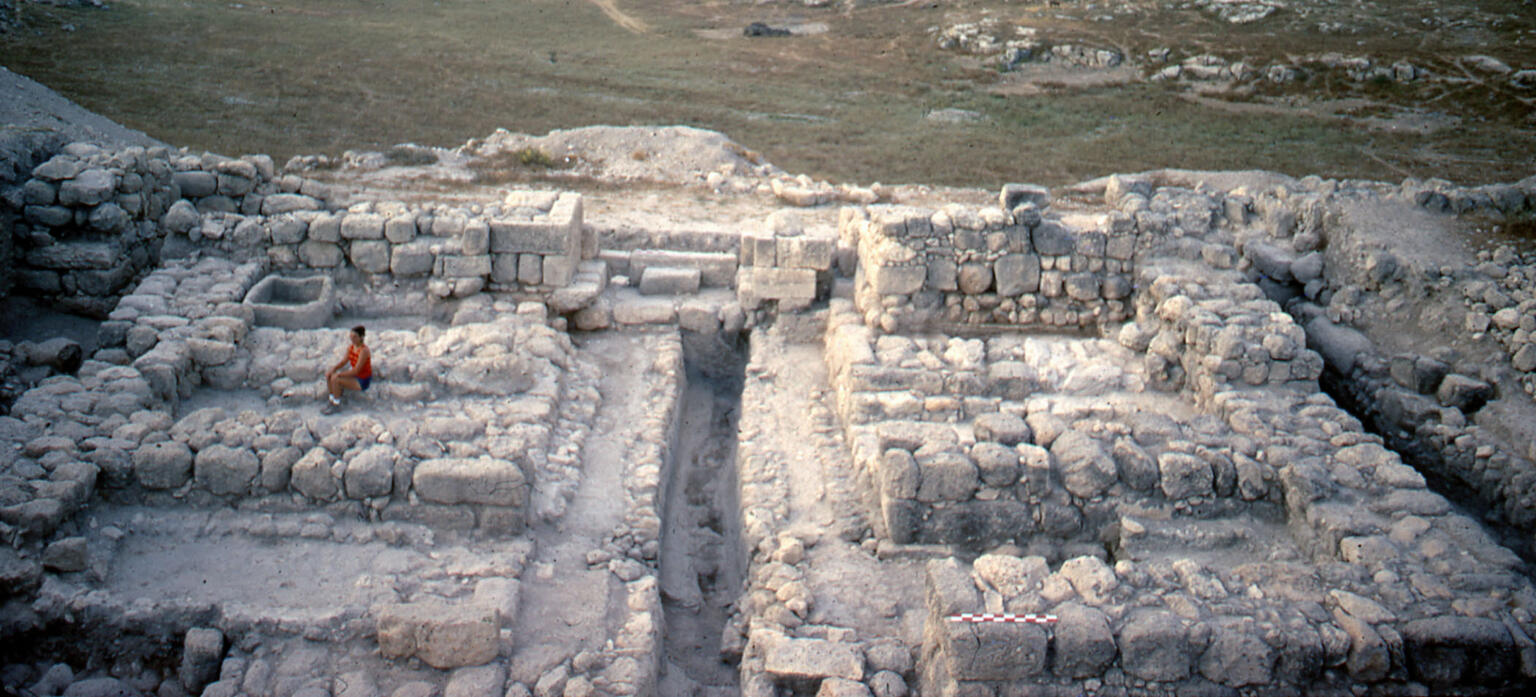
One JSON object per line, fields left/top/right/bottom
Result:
{"left": 1051, "top": 603, "right": 1116, "bottom": 678}
{"left": 376, "top": 602, "right": 500, "bottom": 669}
{"left": 173, "top": 171, "right": 218, "bottom": 198}
{"left": 340, "top": 213, "right": 385, "bottom": 240}
{"left": 1401, "top": 616, "right": 1514, "bottom": 686}
{"left": 290, "top": 447, "right": 339, "bottom": 500}
{"left": 298, "top": 241, "right": 344, "bottom": 268}
{"left": 956, "top": 263, "right": 993, "bottom": 294}
{"left": 1051, "top": 430, "right": 1117, "bottom": 499}
{"left": 868, "top": 264, "right": 925, "bottom": 295}
{"left": 413, "top": 457, "right": 527, "bottom": 507}
{"left": 1031, "top": 221, "right": 1073, "bottom": 256}
{"left": 915, "top": 451, "right": 978, "bottom": 502}
{"left": 262, "top": 193, "right": 322, "bottom": 215}
{"left": 1200, "top": 624, "right": 1276, "bottom": 687}
{"left": 993, "top": 254, "right": 1040, "bottom": 296}
{"left": 56, "top": 168, "right": 115, "bottom": 206}
{"left": 440, "top": 254, "right": 492, "bottom": 278}
{"left": 639, "top": 266, "right": 701, "bottom": 296}
{"left": 1158, "top": 451, "right": 1213, "bottom": 500}
{"left": 194, "top": 444, "right": 258, "bottom": 496}
{"left": 776, "top": 235, "right": 834, "bottom": 270}
{"left": 346, "top": 445, "right": 397, "bottom": 499}
{"left": 940, "top": 620, "right": 1047, "bottom": 680}
{"left": 134, "top": 441, "right": 193, "bottom": 489}
{"left": 349, "top": 240, "right": 391, "bottom": 274}
{"left": 764, "top": 638, "right": 864, "bottom": 681}
{"left": 25, "top": 242, "right": 121, "bottom": 270}
{"left": 1120, "top": 611, "right": 1191, "bottom": 681}
{"left": 743, "top": 267, "right": 816, "bottom": 301}
{"left": 1058, "top": 556, "right": 1117, "bottom": 604}
{"left": 391, "top": 241, "right": 434, "bottom": 277}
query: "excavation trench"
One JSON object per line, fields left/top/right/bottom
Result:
{"left": 1263, "top": 279, "right": 1536, "bottom": 569}
{"left": 658, "top": 331, "right": 748, "bottom": 694}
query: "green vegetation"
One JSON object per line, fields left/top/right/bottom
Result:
{"left": 2, "top": 0, "right": 1532, "bottom": 186}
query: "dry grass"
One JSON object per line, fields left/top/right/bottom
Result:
{"left": 2, "top": 0, "right": 1532, "bottom": 187}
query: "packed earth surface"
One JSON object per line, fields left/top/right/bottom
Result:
{"left": 3, "top": 1, "right": 1536, "bottom": 697}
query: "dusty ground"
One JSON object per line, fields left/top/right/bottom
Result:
{"left": 2, "top": 0, "right": 1531, "bottom": 185}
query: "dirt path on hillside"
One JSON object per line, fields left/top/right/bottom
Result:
{"left": 587, "top": 0, "right": 650, "bottom": 35}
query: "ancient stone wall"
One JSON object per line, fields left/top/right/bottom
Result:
{"left": 840, "top": 195, "right": 1136, "bottom": 333}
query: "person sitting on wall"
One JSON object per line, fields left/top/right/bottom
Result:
{"left": 324, "top": 325, "right": 372, "bottom": 413}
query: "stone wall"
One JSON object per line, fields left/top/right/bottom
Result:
{"left": 736, "top": 213, "right": 835, "bottom": 311}
{"left": 823, "top": 299, "right": 1288, "bottom": 551}
{"left": 841, "top": 191, "right": 1136, "bottom": 333}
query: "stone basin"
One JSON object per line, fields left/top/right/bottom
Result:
{"left": 243, "top": 274, "right": 335, "bottom": 329}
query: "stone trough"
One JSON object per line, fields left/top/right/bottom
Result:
{"left": 243, "top": 274, "right": 335, "bottom": 329}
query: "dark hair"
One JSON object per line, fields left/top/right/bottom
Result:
{"left": 352, "top": 325, "right": 366, "bottom": 339}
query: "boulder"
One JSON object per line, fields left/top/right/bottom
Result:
{"left": 1051, "top": 430, "right": 1116, "bottom": 499}
{"left": 970, "top": 442, "right": 1019, "bottom": 488}
{"left": 193, "top": 444, "right": 258, "bottom": 496}
{"left": 133, "top": 441, "right": 193, "bottom": 489}
{"left": 289, "top": 447, "right": 339, "bottom": 500}
{"left": 1158, "top": 451, "right": 1213, "bottom": 500}
{"left": 42, "top": 536, "right": 89, "bottom": 572}
{"left": 345, "top": 445, "right": 396, "bottom": 499}
{"left": 1120, "top": 611, "right": 1190, "bottom": 681}
{"left": 179, "top": 627, "right": 224, "bottom": 693}
{"left": 1200, "top": 625, "right": 1275, "bottom": 687}
{"left": 972, "top": 413, "right": 1030, "bottom": 446}
{"left": 1051, "top": 603, "right": 1116, "bottom": 678}
{"left": 58, "top": 169, "right": 116, "bottom": 206}
{"left": 1436, "top": 373, "right": 1493, "bottom": 412}
{"left": 914, "top": 451, "right": 978, "bottom": 502}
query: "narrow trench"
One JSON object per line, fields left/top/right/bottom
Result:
{"left": 658, "top": 331, "right": 748, "bottom": 695}
{"left": 1261, "top": 278, "right": 1536, "bottom": 570}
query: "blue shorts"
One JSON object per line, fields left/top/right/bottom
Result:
{"left": 358, "top": 376, "right": 371, "bottom": 391}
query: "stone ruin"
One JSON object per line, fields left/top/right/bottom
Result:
{"left": 2, "top": 133, "right": 1536, "bottom": 697}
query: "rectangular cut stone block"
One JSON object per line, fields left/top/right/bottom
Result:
{"left": 745, "top": 267, "right": 815, "bottom": 300}
{"left": 412, "top": 457, "right": 526, "bottom": 506}
{"left": 349, "top": 240, "right": 391, "bottom": 274}
{"left": 926, "top": 259, "right": 958, "bottom": 291}
{"left": 869, "top": 264, "right": 926, "bottom": 295}
{"left": 25, "top": 241, "right": 121, "bottom": 270}
{"left": 340, "top": 213, "right": 385, "bottom": 240}
{"left": 748, "top": 234, "right": 777, "bottom": 268}
{"left": 612, "top": 294, "right": 677, "bottom": 325}
{"left": 376, "top": 602, "right": 499, "bottom": 669}
{"left": 630, "top": 250, "right": 737, "bottom": 287}
{"left": 764, "top": 638, "right": 864, "bottom": 681}
{"left": 776, "top": 235, "right": 834, "bottom": 270}
{"left": 490, "top": 219, "right": 566, "bottom": 255}
{"left": 392, "top": 241, "right": 434, "bottom": 277}
{"left": 460, "top": 219, "right": 489, "bottom": 255}
{"left": 517, "top": 254, "right": 543, "bottom": 285}
{"left": 491, "top": 254, "right": 520, "bottom": 284}
{"left": 542, "top": 255, "right": 576, "bottom": 287}
{"left": 994, "top": 254, "right": 1040, "bottom": 296}
{"left": 639, "top": 266, "right": 702, "bottom": 295}
{"left": 940, "top": 620, "right": 1048, "bottom": 680}
{"left": 439, "top": 254, "right": 491, "bottom": 278}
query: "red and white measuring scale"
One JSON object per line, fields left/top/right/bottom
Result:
{"left": 947, "top": 613, "right": 1059, "bottom": 625}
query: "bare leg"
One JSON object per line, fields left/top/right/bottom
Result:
{"left": 332, "top": 376, "right": 362, "bottom": 399}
